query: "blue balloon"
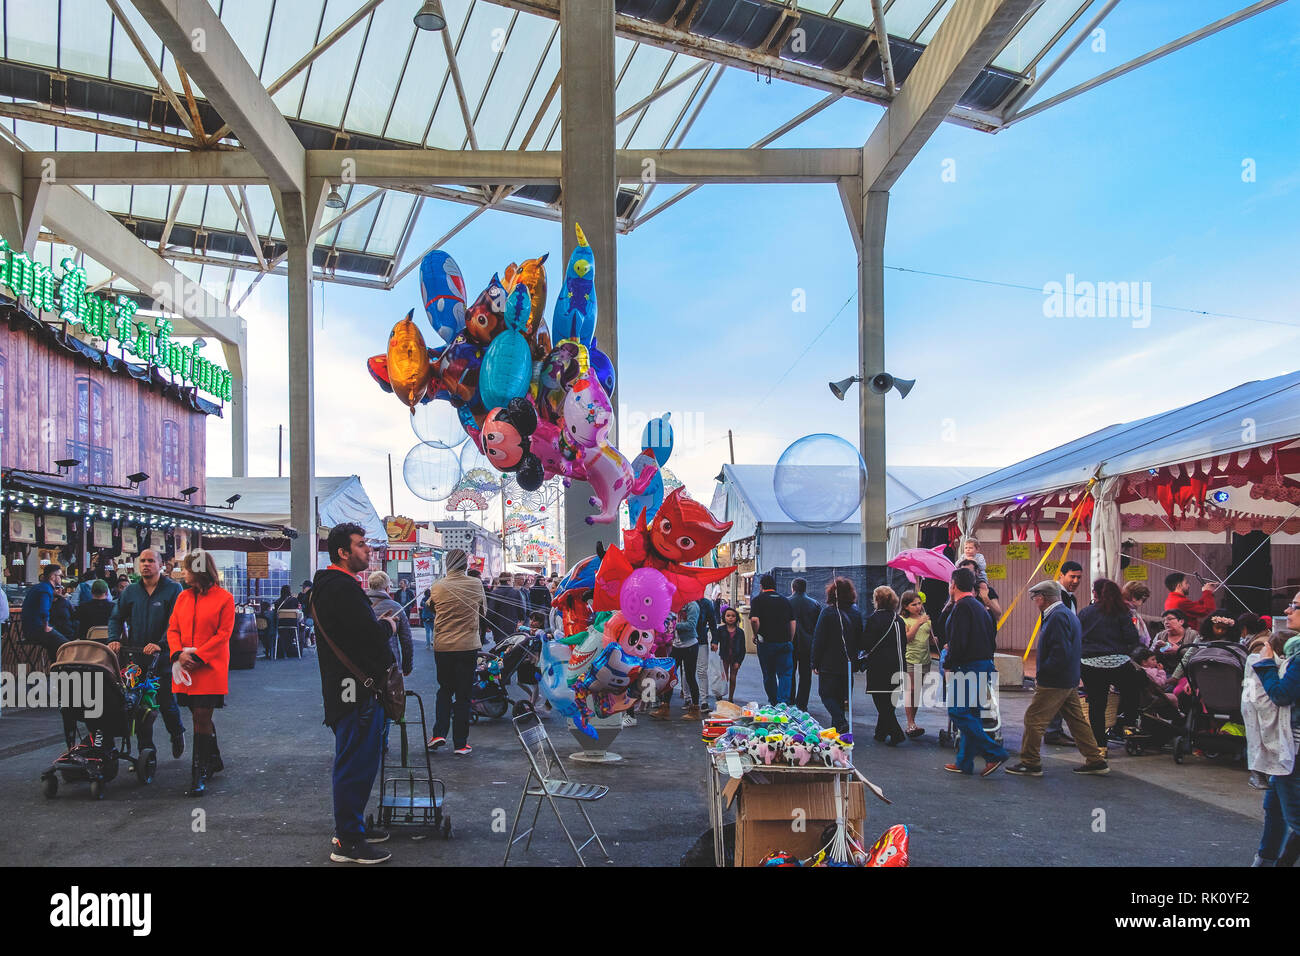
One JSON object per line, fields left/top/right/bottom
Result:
{"left": 479, "top": 331, "right": 533, "bottom": 409}
{"left": 557, "top": 554, "right": 600, "bottom": 595}
{"left": 589, "top": 345, "right": 615, "bottom": 398}
{"left": 640, "top": 412, "right": 674, "bottom": 466}
{"left": 627, "top": 469, "right": 664, "bottom": 525}
{"left": 551, "top": 226, "right": 596, "bottom": 345}
{"left": 419, "top": 250, "right": 467, "bottom": 344}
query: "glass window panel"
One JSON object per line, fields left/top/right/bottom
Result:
{"left": 801, "top": 0, "right": 836, "bottom": 14}
{"left": 130, "top": 185, "right": 171, "bottom": 221}
{"left": 263, "top": 0, "right": 327, "bottom": 116}
{"left": 176, "top": 261, "right": 204, "bottom": 284}
{"left": 299, "top": 0, "right": 371, "bottom": 127}
{"left": 7, "top": 3, "right": 59, "bottom": 67}
{"left": 882, "top": 0, "right": 945, "bottom": 39}
{"left": 59, "top": 0, "right": 114, "bottom": 77}
{"left": 615, "top": 45, "right": 673, "bottom": 118}
{"left": 453, "top": 3, "right": 517, "bottom": 122}
{"left": 540, "top": 94, "right": 562, "bottom": 150}
{"left": 243, "top": 185, "right": 278, "bottom": 237}
{"left": 472, "top": 16, "right": 555, "bottom": 150}
{"left": 830, "top": 0, "right": 874, "bottom": 28}
{"left": 54, "top": 126, "right": 96, "bottom": 151}
{"left": 92, "top": 130, "right": 138, "bottom": 152}
{"left": 992, "top": 0, "right": 1087, "bottom": 72}
{"left": 506, "top": 39, "right": 559, "bottom": 150}
{"left": 332, "top": 187, "right": 381, "bottom": 250}
{"left": 108, "top": 15, "right": 156, "bottom": 87}
{"left": 217, "top": 1, "right": 274, "bottom": 77}
{"left": 11, "top": 119, "right": 56, "bottom": 151}
{"left": 427, "top": 79, "right": 468, "bottom": 150}
{"left": 387, "top": 30, "right": 451, "bottom": 144}
{"left": 201, "top": 188, "right": 240, "bottom": 233}
{"left": 343, "top": 1, "right": 415, "bottom": 135}
{"left": 915, "top": 0, "right": 955, "bottom": 44}
{"left": 625, "top": 76, "right": 696, "bottom": 150}
{"left": 363, "top": 191, "right": 416, "bottom": 257}
{"left": 175, "top": 184, "right": 209, "bottom": 227}
{"left": 91, "top": 185, "right": 132, "bottom": 215}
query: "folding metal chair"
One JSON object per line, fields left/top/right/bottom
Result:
{"left": 504, "top": 711, "right": 612, "bottom": 867}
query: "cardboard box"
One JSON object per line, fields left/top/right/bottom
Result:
{"left": 734, "top": 776, "right": 866, "bottom": 867}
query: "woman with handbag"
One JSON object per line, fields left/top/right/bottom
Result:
{"left": 860, "top": 586, "right": 907, "bottom": 746}
{"left": 166, "top": 550, "right": 234, "bottom": 797}
{"left": 812, "top": 578, "right": 863, "bottom": 734}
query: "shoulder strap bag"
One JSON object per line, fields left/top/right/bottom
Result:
{"left": 314, "top": 607, "right": 406, "bottom": 722}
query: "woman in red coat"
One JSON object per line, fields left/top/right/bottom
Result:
{"left": 167, "top": 550, "right": 234, "bottom": 796}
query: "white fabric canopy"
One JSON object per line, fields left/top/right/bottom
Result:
{"left": 889, "top": 370, "right": 1300, "bottom": 528}
{"left": 205, "top": 476, "right": 387, "bottom": 547}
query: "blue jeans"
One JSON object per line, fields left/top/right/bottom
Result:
{"left": 757, "top": 640, "right": 794, "bottom": 705}
{"left": 1260, "top": 768, "right": 1300, "bottom": 861}
{"left": 947, "top": 661, "right": 1008, "bottom": 773}
{"left": 423, "top": 624, "right": 434, "bottom": 647}
{"left": 331, "top": 697, "right": 384, "bottom": 842}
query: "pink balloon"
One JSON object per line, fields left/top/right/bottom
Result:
{"left": 619, "top": 567, "right": 676, "bottom": 633}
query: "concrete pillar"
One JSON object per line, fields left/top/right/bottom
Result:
{"left": 277, "top": 184, "right": 325, "bottom": 581}
{"left": 560, "top": 0, "right": 618, "bottom": 565}
{"left": 850, "top": 187, "right": 889, "bottom": 565}
{"left": 221, "top": 334, "right": 249, "bottom": 478}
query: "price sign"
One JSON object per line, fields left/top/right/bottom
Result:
{"left": 1006, "top": 543, "right": 1031, "bottom": 560}
{"left": 1140, "top": 543, "right": 1166, "bottom": 560}
{"left": 246, "top": 552, "right": 270, "bottom": 580}
{"left": 1123, "top": 564, "right": 1149, "bottom": 581}
{"left": 1043, "top": 560, "right": 1061, "bottom": 577}
{"left": 986, "top": 564, "right": 1007, "bottom": 580}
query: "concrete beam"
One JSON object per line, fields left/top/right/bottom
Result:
{"left": 34, "top": 148, "right": 861, "bottom": 187}
{"left": 862, "top": 0, "right": 1035, "bottom": 192}
{"left": 561, "top": 0, "right": 618, "bottom": 565}
{"left": 131, "top": 0, "right": 306, "bottom": 194}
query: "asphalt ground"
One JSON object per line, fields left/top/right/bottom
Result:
{"left": 0, "top": 644, "right": 1266, "bottom": 866}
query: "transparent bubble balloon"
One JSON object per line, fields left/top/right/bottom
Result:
{"left": 458, "top": 441, "right": 503, "bottom": 493}
{"left": 773, "top": 433, "right": 867, "bottom": 529}
{"left": 403, "top": 444, "right": 463, "bottom": 502}
{"left": 411, "top": 400, "right": 468, "bottom": 449}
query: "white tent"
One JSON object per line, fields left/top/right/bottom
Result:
{"left": 205, "top": 476, "right": 387, "bottom": 547}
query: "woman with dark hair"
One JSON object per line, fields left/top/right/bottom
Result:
{"left": 715, "top": 606, "right": 747, "bottom": 703}
{"left": 1078, "top": 577, "right": 1143, "bottom": 748}
{"left": 166, "top": 550, "right": 235, "bottom": 796}
{"left": 812, "top": 577, "right": 862, "bottom": 734}
{"left": 860, "top": 585, "right": 906, "bottom": 745}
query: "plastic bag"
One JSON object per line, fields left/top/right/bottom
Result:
{"left": 706, "top": 650, "right": 728, "bottom": 699}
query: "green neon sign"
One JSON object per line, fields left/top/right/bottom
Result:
{"left": 0, "top": 237, "right": 232, "bottom": 402}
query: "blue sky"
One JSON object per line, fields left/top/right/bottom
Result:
{"left": 206, "top": 0, "right": 1300, "bottom": 526}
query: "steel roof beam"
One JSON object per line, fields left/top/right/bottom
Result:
{"left": 131, "top": 0, "right": 306, "bottom": 195}
{"left": 861, "top": 0, "right": 1036, "bottom": 192}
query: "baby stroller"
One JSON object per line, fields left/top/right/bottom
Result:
{"left": 40, "top": 642, "right": 161, "bottom": 800}
{"left": 1122, "top": 661, "right": 1182, "bottom": 756}
{"left": 470, "top": 630, "right": 543, "bottom": 721}
{"left": 1172, "top": 640, "right": 1249, "bottom": 765}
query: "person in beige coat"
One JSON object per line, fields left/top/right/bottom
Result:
{"left": 426, "top": 549, "right": 487, "bottom": 755}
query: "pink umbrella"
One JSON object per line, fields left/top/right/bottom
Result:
{"left": 887, "top": 545, "right": 957, "bottom": 584}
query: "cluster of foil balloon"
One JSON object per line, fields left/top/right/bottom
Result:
{"left": 370, "top": 223, "right": 654, "bottom": 524}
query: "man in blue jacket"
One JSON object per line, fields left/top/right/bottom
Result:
{"left": 108, "top": 549, "right": 185, "bottom": 758}
{"left": 21, "top": 564, "right": 72, "bottom": 658}
{"left": 942, "top": 567, "right": 1009, "bottom": 776}
{"left": 1006, "top": 580, "right": 1108, "bottom": 776}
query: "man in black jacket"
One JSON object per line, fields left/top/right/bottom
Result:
{"left": 1006, "top": 581, "right": 1107, "bottom": 776}
{"left": 942, "top": 567, "right": 1009, "bottom": 776}
{"left": 788, "top": 579, "right": 821, "bottom": 711}
{"left": 312, "top": 523, "right": 399, "bottom": 865}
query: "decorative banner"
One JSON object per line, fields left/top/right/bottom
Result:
{"left": 1005, "top": 543, "right": 1031, "bottom": 560}
{"left": 93, "top": 520, "right": 113, "bottom": 548}
{"left": 413, "top": 553, "right": 436, "bottom": 597}
{"left": 43, "top": 516, "right": 69, "bottom": 546}
{"left": 1140, "top": 543, "right": 1167, "bottom": 560}
{"left": 122, "top": 527, "right": 138, "bottom": 553}
{"left": 246, "top": 552, "right": 270, "bottom": 580}
{"left": 8, "top": 511, "right": 36, "bottom": 543}
{"left": 986, "top": 563, "right": 1007, "bottom": 580}
{"left": 386, "top": 515, "right": 417, "bottom": 542}
{"left": 1123, "top": 564, "right": 1149, "bottom": 582}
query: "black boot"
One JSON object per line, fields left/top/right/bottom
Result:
{"left": 171, "top": 729, "right": 185, "bottom": 760}
{"left": 187, "top": 733, "right": 212, "bottom": 796}
{"left": 209, "top": 731, "right": 224, "bottom": 775}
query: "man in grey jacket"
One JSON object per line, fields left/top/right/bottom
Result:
{"left": 1006, "top": 580, "right": 1108, "bottom": 776}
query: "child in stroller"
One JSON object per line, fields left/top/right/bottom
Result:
{"left": 470, "top": 623, "right": 543, "bottom": 720}
{"left": 1171, "top": 639, "right": 1250, "bottom": 765}
{"left": 40, "top": 641, "right": 162, "bottom": 800}
{"left": 1121, "top": 648, "right": 1182, "bottom": 755}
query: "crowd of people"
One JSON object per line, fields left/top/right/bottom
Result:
{"left": 18, "top": 548, "right": 235, "bottom": 797}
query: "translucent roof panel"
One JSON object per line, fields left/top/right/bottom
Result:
{"left": 992, "top": 0, "right": 1092, "bottom": 73}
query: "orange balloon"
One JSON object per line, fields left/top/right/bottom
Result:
{"left": 386, "top": 311, "right": 434, "bottom": 414}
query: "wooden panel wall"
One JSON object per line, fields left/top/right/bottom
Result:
{"left": 0, "top": 321, "right": 207, "bottom": 503}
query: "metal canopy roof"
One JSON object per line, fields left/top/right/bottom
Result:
{"left": 0, "top": 0, "right": 1281, "bottom": 295}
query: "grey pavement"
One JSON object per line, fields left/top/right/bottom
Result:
{"left": 0, "top": 647, "right": 1266, "bottom": 866}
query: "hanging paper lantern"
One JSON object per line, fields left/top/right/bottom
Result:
{"left": 1283, "top": 518, "right": 1300, "bottom": 534}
